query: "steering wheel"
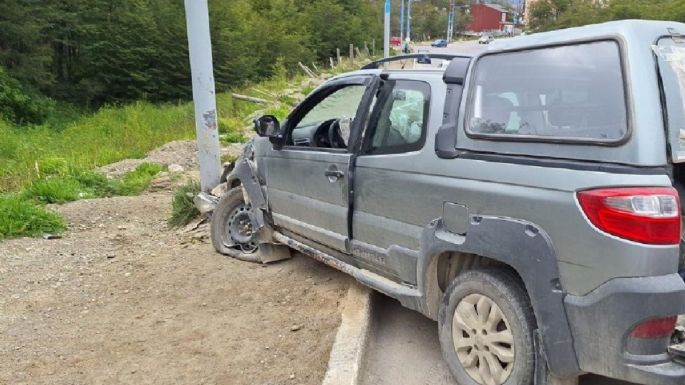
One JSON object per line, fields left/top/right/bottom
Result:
{"left": 328, "top": 119, "right": 347, "bottom": 149}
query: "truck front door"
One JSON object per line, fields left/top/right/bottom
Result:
{"left": 262, "top": 76, "right": 377, "bottom": 261}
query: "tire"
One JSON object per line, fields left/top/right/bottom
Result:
{"left": 438, "top": 269, "right": 536, "bottom": 385}
{"left": 210, "top": 187, "right": 261, "bottom": 263}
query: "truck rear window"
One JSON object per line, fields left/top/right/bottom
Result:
{"left": 467, "top": 41, "right": 628, "bottom": 143}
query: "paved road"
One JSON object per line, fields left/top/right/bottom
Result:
{"left": 361, "top": 294, "right": 635, "bottom": 385}
{"left": 414, "top": 39, "right": 488, "bottom": 56}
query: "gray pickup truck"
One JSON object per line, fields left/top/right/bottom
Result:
{"left": 209, "top": 20, "right": 685, "bottom": 385}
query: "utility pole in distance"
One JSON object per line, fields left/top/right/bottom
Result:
{"left": 184, "top": 0, "right": 222, "bottom": 192}
{"left": 400, "top": 0, "right": 405, "bottom": 42}
{"left": 447, "top": 0, "right": 455, "bottom": 42}
{"left": 384, "top": 0, "right": 390, "bottom": 59}
{"left": 406, "top": 0, "right": 412, "bottom": 42}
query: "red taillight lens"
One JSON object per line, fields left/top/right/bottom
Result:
{"left": 577, "top": 187, "right": 681, "bottom": 245}
{"left": 629, "top": 316, "right": 677, "bottom": 339}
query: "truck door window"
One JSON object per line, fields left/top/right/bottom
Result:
{"left": 366, "top": 80, "right": 430, "bottom": 154}
{"left": 288, "top": 85, "right": 366, "bottom": 149}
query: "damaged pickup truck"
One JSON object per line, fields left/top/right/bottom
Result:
{"left": 206, "top": 20, "right": 685, "bottom": 385}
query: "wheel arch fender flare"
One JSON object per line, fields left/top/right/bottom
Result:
{"left": 418, "top": 216, "right": 581, "bottom": 378}
{"left": 226, "top": 157, "right": 267, "bottom": 229}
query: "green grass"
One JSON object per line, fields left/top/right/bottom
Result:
{"left": 21, "top": 163, "right": 165, "bottom": 204}
{"left": 0, "top": 101, "right": 195, "bottom": 193}
{"left": 220, "top": 154, "right": 239, "bottom": 164}
{"left": 23, "top": 176, "right": 89, "bottom": 204}
{"left": 168, "top": 180, "right": 201, "bottom": 228}
{"left": 0, "top": 194, "right": 64, "bottom": 239}
{"left": 116, "top": 163, "right": 166, "bottom": 195}
{"left": 0, "top": 68, "right": 328, "bottom": 239}
{"left": 264, "top": 104, "right": 292, "bottom": 122}
{"left": 302, "top": 85, "right": 316, "bottom": 96}
{"left": 0, "top": 162, "right": 166, "bottom": 238}
{"left": 279, "top": 95, "right": 299, "bottom": 106}
{"left": 0, "top": 81, "right": 295, "bottom": 194}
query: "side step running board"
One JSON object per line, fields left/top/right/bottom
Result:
{"left": 272, "top": 232, "right": 420, "bottom": 300}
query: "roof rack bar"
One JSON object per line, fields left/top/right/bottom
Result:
{"left": 361, "top": 54, "right": 466, "bottom": 70}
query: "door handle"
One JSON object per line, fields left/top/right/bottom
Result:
{"left": 324, "top": 169, "right": 345, "bottom": 181}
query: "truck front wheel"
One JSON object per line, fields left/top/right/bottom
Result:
{"left": 210, "top": 187, "right": 261, "bottom": 263}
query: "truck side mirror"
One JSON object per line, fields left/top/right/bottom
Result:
{"left": 254, "top": 115, "right": 280, "bottom": 137}
{"left": 254, "top": 115, "right": 286, "bottom": 147}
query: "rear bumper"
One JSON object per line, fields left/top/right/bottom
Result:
{"left": 564, "top": 274, "right": 685, "bottom": 385}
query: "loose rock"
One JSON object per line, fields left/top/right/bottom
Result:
{"left": 168, "top": 164, "right": 185, "bottom": 173}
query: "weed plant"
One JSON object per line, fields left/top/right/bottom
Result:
{"left": 168, "top": 181, "right": 201, "bottom": 228}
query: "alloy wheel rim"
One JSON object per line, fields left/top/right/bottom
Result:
{"left": 452, "top": 293, "right": 515, "bottom": 385}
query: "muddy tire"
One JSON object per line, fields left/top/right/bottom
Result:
{"left": 438, "top": 269, "right": 536, "bottom": 385}
{"left": 210, "top": 187, "right": 261, "bottom": 263}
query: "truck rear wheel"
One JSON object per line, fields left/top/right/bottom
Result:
{"left": 438, "top": 269, "right": 536, "bottom": 385}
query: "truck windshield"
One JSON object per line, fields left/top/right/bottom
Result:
{"left": 655, "top": 36, "right": 685, "bottom": 162}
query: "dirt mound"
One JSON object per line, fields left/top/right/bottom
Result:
{"left": 99, "top": 140, "right": 245, "bottom": 178}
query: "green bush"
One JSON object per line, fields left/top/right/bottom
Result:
{"left": 0, "top": 194, "right": 64, "bottom": 239}
{"left": 168, "top": 180, "right": 201, "bottom": 228}
{"left": 0, "top": 68, "right": 54, "bottom": 124}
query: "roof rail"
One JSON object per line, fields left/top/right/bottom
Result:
{"left": 361, "top": 54, "right": 469, "bottom": 70}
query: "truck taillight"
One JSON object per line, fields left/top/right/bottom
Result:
{"left": 577, "top": 187, "right": 681, "bottom": 245}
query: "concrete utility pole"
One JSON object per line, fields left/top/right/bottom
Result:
{"left": 400, "top": 0, "right": 405, "bottom": 42}
{"left": 384, "top": 0, "right": 390, "bottom": 58}
{"left": 184, "top": 0, "right": 222, "bottom": 192}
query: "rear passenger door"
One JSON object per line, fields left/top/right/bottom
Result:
{"left": 352, "top": 79, "right": 431, "bottom": 284}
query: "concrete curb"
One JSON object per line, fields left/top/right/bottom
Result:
{"left": 321, "top": 282, "right": 373, "bottom": 385}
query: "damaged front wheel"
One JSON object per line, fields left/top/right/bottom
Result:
{"left": 211, "top": 187, "right": 261, "bottom": 262}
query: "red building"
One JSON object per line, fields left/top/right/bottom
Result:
{"left": 468, "top": 3, "right": 508, "bottom": 33}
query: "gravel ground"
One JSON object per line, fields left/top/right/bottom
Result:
{"left": 1, "top": 148, "right": 351, "bottom": 385}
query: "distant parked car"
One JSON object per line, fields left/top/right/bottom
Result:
{"left": 478, "top": 34, "right": 494, "bottom": 44}
{"left": 417, "top": 49, "right": 431, "bottom": 64}
{"left": 431, "top": 39, "right": 448, "bottom": 48}
{"left": 390, "top": 36, "right": 402, "bottom": 47}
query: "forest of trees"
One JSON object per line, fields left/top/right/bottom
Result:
{"left": 0, "top": 0, "right": 388, "bottom": 123}
{"left": 5, "top": 0, "right": 685, "bottom": 125}
{"left": 528, "top": 0, "right": 685, "bottom": 32}
{"left": 0, "top": 0, "right": 475, "bottom": 125}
